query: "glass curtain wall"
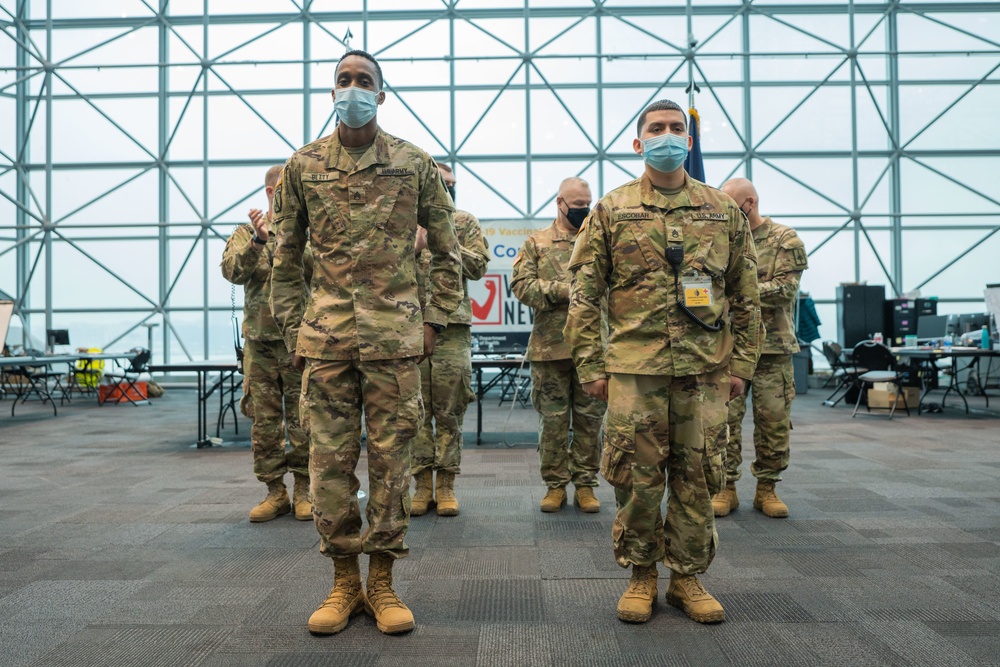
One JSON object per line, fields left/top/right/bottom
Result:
{"left": 1, "top": 1, "right": 998, "bottom": 361}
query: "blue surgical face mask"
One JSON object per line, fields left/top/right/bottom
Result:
{"left": 640, "top": 132, "right": 689, "bottom": 174}
{"left": 335, "top": 86, "right": 379, "bottom": 128}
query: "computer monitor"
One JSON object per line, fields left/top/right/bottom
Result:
{"left": 958, "top": 313, "right": 989, "bottom": 334}
{"left": 916, "top": 314, "right": 948, "bottom": 342}
{"left": 46, "top": 329, "right": 70, "bottom": 347}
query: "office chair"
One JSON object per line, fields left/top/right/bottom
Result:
{"left": 821, "top": 341, "right": 867, "bottom": 407}
{"left": 851, "top": 340, "right": 910, "bottom": 419}
{"left": 100, "top": 347, "right": 151, "bottom": 406}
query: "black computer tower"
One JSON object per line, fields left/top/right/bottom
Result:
{"left": 836, "top": 284, "right": 885, "bottom": 348}
{"left": 884, "top": 298, "right": 938, "bottom": 346}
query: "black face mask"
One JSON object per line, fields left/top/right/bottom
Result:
{"left": 565, "top": 206, "right": 589, "bottom": 229}
{"left": 446, "top": 185, "right": 456, "bottom": 203}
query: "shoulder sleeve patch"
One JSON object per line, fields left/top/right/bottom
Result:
{"left": 790, "top": 246, "right": 808, "bottom": 270}
{"left": 272, "top": 176, "right": 284, "bottom": 215}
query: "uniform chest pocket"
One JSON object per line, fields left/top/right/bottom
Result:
{"left": 537, "top": 247, "right": 568, "bottom": 281}
{"left": 373, "top": 175, "right": 417, "bottom": 233}
{"left": 303, "top": 181, "right": 347, "bottom": 242}
{"left": 610, "top": 222, "right": 661, "bottom": 289}
{"left": 690, "top": 221, "right": 730, "bottom": 284}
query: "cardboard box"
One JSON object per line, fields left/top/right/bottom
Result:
{"left": 867, "top": 383, "right": 919, "bottom": 410}
{"left": 98, "top": 381, "right": 147, "bottom": 404}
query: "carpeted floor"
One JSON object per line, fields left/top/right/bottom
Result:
{"left": 1, "top": 384, "right": 998, "bottom": 666}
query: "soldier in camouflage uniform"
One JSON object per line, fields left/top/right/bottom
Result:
{"left": 411, "top": 163, "right": 490, "bottom": 518}
{"left": 713, "top": 178, "right": 808, "bottom": 519}
{"left": 511, "top": 177, "right": 606, "bottom": 514}
{"left": 221, "top": 165, "right": 314, "bottom": 523}
{"left": 565, "top": 100, "right": 761, "bottom": 625}
{"left": 268, "top": 50, "right": 463, "bottom": 637}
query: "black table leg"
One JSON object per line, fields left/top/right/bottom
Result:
{"left": 476, "top": 366, "right": 483, "bottom": 446}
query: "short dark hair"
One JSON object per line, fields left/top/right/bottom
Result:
{"left": 636, "top": 99, "right": 686, "bottom": 137}
{"left": 336, "top": 49, "right": 383, "bottom": 90}
{"left": 437, "top": 163, "right": 453, "bottom": 174}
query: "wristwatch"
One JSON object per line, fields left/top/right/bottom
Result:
{"left": 427, "top": 322, "right": 445, "bottom": 334}
{"left": 251, "top": 234, "right": 267, "bottom": 246}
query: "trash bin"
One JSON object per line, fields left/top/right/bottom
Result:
{"left": 792, "top": 346, "right": 810, "bottom": 395}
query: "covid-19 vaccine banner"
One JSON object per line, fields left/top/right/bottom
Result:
{"left": 468, "top": 219, "right": 550, "bottom": 353}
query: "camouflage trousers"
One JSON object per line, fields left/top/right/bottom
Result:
{"left": 240, "top": 338, "right": 309, "bottom": 483}
{"left": 603, "top": 368, "right": 728, "bottom": 574}
{"left": 726, "top": 353, "right": 794, "bottom": 483}
{"left": 301, "top": 357, "right": 422, "bottom": 559}
{"left": 412, "top": 325, "right": 475, "bottom": 475}
{"left": 530, "top": 359, "right": 604, "bottom": 489}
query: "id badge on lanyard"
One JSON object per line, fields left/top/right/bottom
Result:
{"left": 681, "top": 276, "right": 714, "bottom": 308}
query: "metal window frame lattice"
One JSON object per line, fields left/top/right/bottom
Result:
{"left": 1, "top": 0, "right": 998, "bottom": 360}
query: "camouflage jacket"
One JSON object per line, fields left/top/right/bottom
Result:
{"left": 268, "top": 126, "right": 463, "bottom": 360}
{"left": 220, "top": 222, "right": 314, "bottom": 342}
{"left": 510, "top": 221, "right": 578, "bottom": 361}
{"left": 416, "top": 209, "right": 490, "bottom": 327}
{"left": 566, "top": 173, "right": 762, "bottom": 383}
{"left": 753, "top": 216, "right": 808, "bottom": 355}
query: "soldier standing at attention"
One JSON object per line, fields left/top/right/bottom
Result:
{"left": 511, "top": 177, "right": 605, "bottom": 514}
{"left": 713, "top": 178, "right": 808, "bottom": 519}
{"left": 269, "top": 50, "right": 462, "bottom": 637}
{"left": 565, "top": 99, "right": 761, "bottom": 625}
{"left": 410, "top": 163, "right": 490, "bottom": 517}
{"left": 221, "top": 165, "right": 313, "bottom": 523}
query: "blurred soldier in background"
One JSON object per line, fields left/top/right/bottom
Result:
{"left": 714, "top": 177, "right": 808, "bottom": 519}
{"left": 512, "top": 177, "right": 605, "bottom": 514}
{"left": 411, "top": 163, "right": 490, "bottom": 517}
{"left": 221, "top": 164, "right": 313, "bottom": 523}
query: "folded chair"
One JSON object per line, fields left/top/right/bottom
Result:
{"left": 9, "top": 350, "right": 65, "bottom": 416}
{"left": 100, "top": 347, "right": 151, "bottom": 406}
{"left": 821, "top": 341, "right": 867, "bottom": 407}
{"left": 851, "top": 340, "right": 910, "bottom": 419}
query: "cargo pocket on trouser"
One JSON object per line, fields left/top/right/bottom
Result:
{"left": 239, "top": 375, "right": 254, "bottom": 418}
{"left": 600, "top": 413, "right": 636, "bottom": 489}
{"left": 703, "top": 420, "right": 727, "bottom": 496}
{"left": 462, "top": 364, "right": 476, "bottom": 407}
{"left": 298, "top": 362, "right": 313, "bottom": 436}
{"left": 395, "top": 362, "right": 423, "bottom": 441}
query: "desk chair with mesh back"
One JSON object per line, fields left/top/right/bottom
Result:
{"left": 100, "top": 347, "right": 151, "bottom": 406}
{"left": 9, "top": 350, "right": 65, "bottom": 416}
{"left": 821, "top": 341, "right": 867, "bottom": 407}
{"left": 851, "top": 340, "right": 910, "bottom": 419}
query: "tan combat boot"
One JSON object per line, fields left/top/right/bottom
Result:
{"left": 666, "top": 573, "right": 725, "bottom": 624}
{"left": 308, "top": 556, "right": 365, "bottom": 635}
{"left": 574, "top": 486, "right": 600, "bottom": 513}
{"left": 540, "top": 487, "right": 567, "bottom": 513}
{"left": 410, "top": 469, "right": 434, "bottom": 517}
{"left": 753, "top": 481, "right": 789, "bottom": 518}
{"left": 711, "top": 483, "right": 739, "bottom": 517}
{"left": 293, "top": 473, "right": 312, "bottom": 521}
{"left": 249, "top": 480, "right": 291, "bottom": 522}
{"left": 436, "top": 470, "right": 459, "bottom": 517}
{"left": 617, "top": 564, "right": 657, "bottom": 623}
{"left": 365, "top": 553, "right": 415, "bottom": 635}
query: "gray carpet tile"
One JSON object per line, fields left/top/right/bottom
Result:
{"left": 1, "top": 387, "right": 999, "bottom": 665}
